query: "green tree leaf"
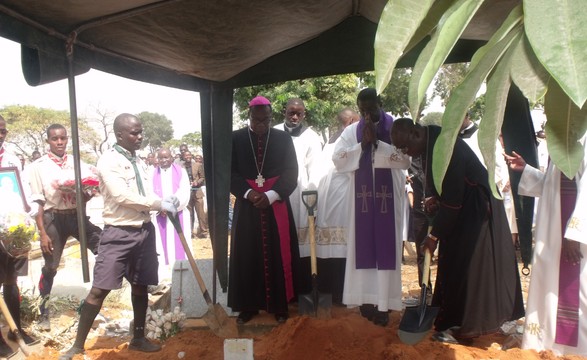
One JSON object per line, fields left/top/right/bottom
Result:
{"left": 432, "top": 24, "right": 522, "bottom": 193}
{"left": 544, "top": 80, "right": 587, "bottom": 178}
{"left": 525, "top": 0, "right": 587, "bottom": 108}
{"left": 136, "top": 111, "right": 174, "bottom": 153}
{"left": 510, "top": 34, "right": 550, "bottom": 103}
{"left": 408, "top": 0, "right": 485, "bottom": 120}
{"left": 478, "top": 35, "right": 519, "bottom": 199}
{"left": 374, "top": 0, "right": 435, "bottom": 94}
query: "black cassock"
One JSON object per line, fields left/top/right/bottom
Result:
{"left": 425, "top": 126, "right": 525, "bottom": 338}
{"left": 228, "top": 127, "right": 300, "bottom": 314}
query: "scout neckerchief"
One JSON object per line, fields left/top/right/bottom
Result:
{"left": 0, "top": 146, "right": 4, "bottom": 165}
{"left": 48, "top": 151, "right": 68, "bottom": 168}
{"left": 114, "top": 144, "right": 145, "bottom": 196}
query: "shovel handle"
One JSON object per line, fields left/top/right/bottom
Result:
{"left": 421, "top": 248, "right": 432, "bottom": 288}
{"left": 308, "top": 215, "right": 317, "bottom": 275}
{"left": 168, "top": 213, "right": 214, "bottom": 306}
{"left": 0, "top": 296, "right": 30, "bottom": 356}
{"left": 301, "top": 190, "right": 318, "bottom": 216}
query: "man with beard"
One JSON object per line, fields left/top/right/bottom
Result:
{"left": 391, "top": 118, "right": 524, "bottom": 343}
{"left": 229, "top": 96, "right": 300, "bottom": 324}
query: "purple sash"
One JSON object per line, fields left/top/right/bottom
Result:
{"left": 354, "top": 110, "right": 396, "bottom": 270}
{"left": 153, "top": 163, "right": 185, "bottom": 265}
{"left": 555, "top": 172, "right": 580, "bottom": 346}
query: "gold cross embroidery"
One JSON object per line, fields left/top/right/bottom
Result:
{"left": 568, "top": 216, "right": 581, "bottom": 230}
{"left": 526, "top": 322, "right": 541, "bottom": 337}
{"left": 376, "top": 185, "right": 393, "bottom": 213}
{"left": 357, "top": 185, "right": 372, "bottom": 213}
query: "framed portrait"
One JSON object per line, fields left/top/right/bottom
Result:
{"left": 0, "top": 167, "right": 27, "bottom": 211}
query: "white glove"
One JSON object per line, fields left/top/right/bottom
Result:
{"left": 161, "top": 199, "right": 178, "bottom": 216}
{"left": 162, "top": 195, "right": 180, "bottom": 208}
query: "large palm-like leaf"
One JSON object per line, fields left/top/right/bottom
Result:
{"left": 525, "top": 0, "right": 587, "bottom": 108}
{"left": 510, "top": 35, "right": 550, "bottom": 103}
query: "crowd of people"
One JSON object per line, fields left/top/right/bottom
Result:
{"left": 0, "top": 86, "right": 585, "bottom": 358}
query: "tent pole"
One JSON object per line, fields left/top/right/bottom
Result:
{"left": 66, "top": 32, "right": 90, "bottom": 283}
{"left": 209, "top": 83, "right": 217, "bottom": 304}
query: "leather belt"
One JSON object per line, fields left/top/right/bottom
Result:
{"left": 50, "top": 208, "right": 77, "bottom": 215}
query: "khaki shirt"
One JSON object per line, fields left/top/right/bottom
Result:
{"left": 28, "top": 154, "right": 95, "bottom": 211}
{"left": 98, "top": 147, "right": 162, "bottom": 227}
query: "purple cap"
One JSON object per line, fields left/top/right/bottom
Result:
{"left": 249, "top": 96, "right": 271, "bottom": 107}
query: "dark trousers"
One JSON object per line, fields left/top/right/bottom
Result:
{"left": 188, "top": 188, "right": 208, "bottom": 235}
{"left": 39, "top": 211, "right": 102, "bottom": 301}
{"left": 410, "top": 211, "right": 431, "bottom": 287}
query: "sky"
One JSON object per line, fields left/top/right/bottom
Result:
{"left": 0, "top": 37, "right": 201, "bottom": 139}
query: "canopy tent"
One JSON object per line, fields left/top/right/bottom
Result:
{"left": 0, "top": 0, "right": 535, "bottom": 297}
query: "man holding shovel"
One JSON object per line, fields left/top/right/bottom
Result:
{"left": 391, "top": 118, "right": 524, "bottom": 343}
{"left": 60, "top": 113, "right": 179, "bottom": 360}
{"left": 229, "top": 96, "right": 301, "bottom": 324}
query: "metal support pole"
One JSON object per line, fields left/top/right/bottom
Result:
{"left": 66, "top": 32, "right": 90, "bottom": 283}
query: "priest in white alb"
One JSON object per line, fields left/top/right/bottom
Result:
{"left": 332, "top": 88, "right": 410, "bottom": 326}
{"left": 151, "top": 147, "right": 192, "bottom": 283}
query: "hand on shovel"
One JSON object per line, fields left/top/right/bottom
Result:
{"left": 421, "top": 234, "right": 438, "bottom": 255}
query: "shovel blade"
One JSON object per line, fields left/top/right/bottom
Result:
{"left": 203, "top": 303, "right": 238, "bottom": 338}
{"left": 298, "top": 291, "right": 332, "bottom": 318}
{"left": 397, "top": 305, "right": 439, "bottom": 345}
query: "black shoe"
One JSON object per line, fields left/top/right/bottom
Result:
{"left": 7, "top": 330, "right": 39, "bottom": 345}
{"left": 372, "top": 310, "right": 389, "bottom": 327}
{"left": 0, "top": 338, "right": 16, "bottom": 358}
{"left": 59, "top": 346, "right": 85, "bottom": 360}
{"left": 236, "top": 310, "right": 258, "bottom": 325}
{"left": 275, "top": 313, "right": 288, "bottom": 324}
{"left": 128, "top": 337, "right": 161, "bottom": 352}
{"left": 431, "top": 330, "right": 459, "bottom": 344}
{"left": 359, "top": 304, "right": 376, "bottom": 321}
{"left": 37, "top": 313, "right": 51, "bottom": 331}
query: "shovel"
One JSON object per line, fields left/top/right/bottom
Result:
{"left": 298, "top": 190, "right": 332, "bottom": 318}
{"left": 168, "top": 213, "right": 237, "bottom": 338}
{"left": 398, "top": 247, "right": 439, "bottom": 344}
{"left": 0, "top": 295, "right": 31, "bottom": 357}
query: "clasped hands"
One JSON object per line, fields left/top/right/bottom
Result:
{"left": 361, "top": 115, "right": 378, "bottom": 150}
{"left": 160, "top": 195, "right": 180, "bottom": 216}
{"left": 247, "top": 190, "right": 270, "bottom": 209}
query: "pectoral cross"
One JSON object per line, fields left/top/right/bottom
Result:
{"left": 357, "top": 185, "right": 372, "bottom": 213}
{"left": 255, "top": 174, "right": 265, "bottom": 187}
{"left": 376, "top": 185, "right": 393, "bottom": 213}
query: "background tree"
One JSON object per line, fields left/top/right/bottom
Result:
{"left": 136, "top": 111, "right": 174, "bottom": 153}
{"left": 234, "top": 71, "right": 414, "bottom": 140}
{"left": 1, "top": 104, "right": 100, "bottom": 163}
{"left": 84, "top": 105, "right": 115, "bottom": 156}
{"left": 419, "top": 111, "right": 443, "bottom": 126}
{"left": 166, "top": 131, "right": 203, "bottom": 155}
{"left": 433, "top": 63, "right": 469, "bottom": 106}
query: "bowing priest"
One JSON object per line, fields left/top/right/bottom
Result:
{"left": 229, "top": 96, "right": 301, "bottom": 325}
{"left": 332, "top": 88, "right": 410, "bottom": 326}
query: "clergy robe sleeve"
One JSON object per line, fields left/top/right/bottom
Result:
{"left": 177, "top": 167, "right": 191, "bottom": 211}
{"left": 429, "top": 142, "right": 468, "bottom": 240}
{"left": 332, "top": 125, "right": 362, "bottom": 173}
{"left": 270, "top": 133, "right": 299, "bottom": 199}
{"left": 518, "top": 165, "right": 546, "bottom": 198}
{"left": 372, "top": 141, "right": 411, "bottom": 170}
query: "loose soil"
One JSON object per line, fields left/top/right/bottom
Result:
{"left": 24, "top": 239, "right": 586, "bottom": 360}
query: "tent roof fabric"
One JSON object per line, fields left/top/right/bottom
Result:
{"left": 0, "top": 0, "right": 519, "bottom": 90}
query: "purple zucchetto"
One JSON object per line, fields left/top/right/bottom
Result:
{"left": 249, "top": 96, "right": 271, "bottom": 107}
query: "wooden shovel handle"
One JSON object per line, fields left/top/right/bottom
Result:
{"left": 421, "top": 248, "right": 432, "bottom": 288}
{"left": 0, "top": 296, "right": 30, "bottom": 356}
{"left": 168, "top": 213, "right": 213, "bottom": 306}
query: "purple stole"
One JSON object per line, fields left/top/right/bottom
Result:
{"left": 245, "top": 176, "right": 295, "bottom": 302}
{"left": 153, "top": 164, "right": 185, "bottom": 265}
{"left": 555, "top": 172, "right": 580, "bottom": 346}
{"left": 354, "top": 110, "right": 396, "bottom": 270}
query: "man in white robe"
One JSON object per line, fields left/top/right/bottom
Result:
{"left": 332, "top": 89, "right": 410, "bottom": 326}
{"left": 274, "top": 98, "right": 323, "bottom": 254}
{"left": 507, "top": 135, "right": 586, "bottom": 356}
{"left": 151, "top": 148, "right": 192, "bottom": 283}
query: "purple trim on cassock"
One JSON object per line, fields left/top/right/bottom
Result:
{"left": 354, "top": 110, "right": 396, "bottom": 270}
{"left": 555, "top": 173, "right": 580, "bottom": 347}
{"left": 153, "top": 163, "right": 185, "bottom": 265}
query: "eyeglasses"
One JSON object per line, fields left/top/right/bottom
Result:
{"left": 0, "top": 129, "right": 8, "bottom": 135}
